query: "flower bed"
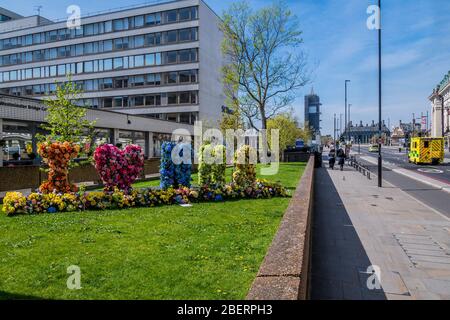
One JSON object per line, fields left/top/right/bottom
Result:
{"left": 2, "top": 179, "right": 288, "bottom": 216}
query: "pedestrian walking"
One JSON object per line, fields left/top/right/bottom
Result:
{"left": 328, "top": 148, "right": 336, "bottom": 170}
{"left": 337, "top": 147, "right": 345, "bottom": 171}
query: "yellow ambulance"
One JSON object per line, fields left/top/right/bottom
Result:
{"left": 408, "top": 137, "right": 444, "bottom": 165}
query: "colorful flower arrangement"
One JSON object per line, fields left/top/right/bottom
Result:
{"left": 198, "top": 142, "right": 214, "bottom": 186}
{"left": 94, "top": 144, "right": 144, "bottom": 192}
{"left": 159, "top": 141, "right": 192, "bottom": 189}
{"left": 212, "top": 144, "right": 227, "bottom": 185}
{"left": 2, "top": 180, "right": 288, "bottom": 216}
{"left": 233, "top": 145, "right": 257, "bottom": 186}
{"left": 38, "top": 141, "right": 81, "bottom": 194}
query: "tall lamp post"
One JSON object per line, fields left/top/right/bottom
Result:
{"left": 345, "top": 80, "right": 351, "bottom": 143}
{"left": 334, "top": 113, "right": 337, "bottom": 145}
{"left": 377, "top": 0, "right": 383, "bottom": 188}
{"left": 348, "top": 104, "right": 352, "bottom": 143}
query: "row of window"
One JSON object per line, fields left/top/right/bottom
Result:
{"left": 0, "top": 7, "right": 198, "bottom": 51}
{"left": 1, "top": 70, "right": 198, "bottom": 96}
{"left": 0, "top": 49, "right": 198, "bottom": 83}
{"left": 0, "top": 28, "right": 198, "bottom": 67}
{"left": 72, "top": 91, "right": 199, "bottom": 109}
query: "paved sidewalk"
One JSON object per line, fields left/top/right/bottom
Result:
{"left": 311, "top": 163, "right": 450, "bottom": 300}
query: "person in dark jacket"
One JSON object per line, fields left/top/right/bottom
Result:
{"left": 337, "top": 148, "right": 345, "bottom": 171}
{"left": 328, "top": 148, "right": 336, "bottom": 170}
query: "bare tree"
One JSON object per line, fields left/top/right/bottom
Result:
{"left": 221, "top": 0, "right": 310, "bottom": 132}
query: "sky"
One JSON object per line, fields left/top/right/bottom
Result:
{"left": 3, "top": 0, "right": 450, "bottom": 135}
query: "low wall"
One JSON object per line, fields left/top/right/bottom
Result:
{"left": 247, "top": 155, "right": 315, "bottom": 300}
{"left": 0, "top": 158, "right": 162, "bottom": 192}
{"left": 283, "top": 151, "right": 311, "bottom": 163}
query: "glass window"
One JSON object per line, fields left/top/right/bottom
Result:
{"left": 168, "top": 92, "right": 178, "bottom": 104}
{"left": 145, "top": 34, "right": 155, "bottom": 46}
{"left": 179, "top": 70, "right": 192, "bottom": 83}
{"left": 133, "top": 75, "right": 145, "bottom": 86}
{"left": 84, "top": 61, "right": 94, "bottom": 73}
{"left": 166, "top": 10, "right": 178, "bottom": 23}
{"left": 84, "top": 24, "right": 94, "bottom": 36}
{"left": 114, "top": 78, "right": 128, "bottom": 88}
{"left": 155, "top": 12, "right": 162, "bottom": 24}
{"left": 167, "top": 30, "right": 177, "bottom": 43}
{"left": 145, "top": 95, "right": 155, "bottom": 106}
{"left": 50, "top": 65, "right": 57, "bottom": 77}
{"left": 113, "top": 18, "right": 128, "bottom": 31}
{"left": 154, "top": 74, "right": 161, "bottom": 85}
{"left": 135, "top": 15, "right": 144, "bottom": 28}
{"left": 57, "top": 64, "right": 66, "bottom": 76}
{"left": 180, "top": 113, "right": 190, "bottom": 124}
{"left": 49, "top": 48, "right": 57, "bottom": 59}
{"left": 103, "top": 39, "right": 113, "bottom": 51}
{"left": 167, "top": 51, "right": 177, "bottom": 64}
{"left": 103, "top": 78, "right": 113, "bottom": 89}
{"left": 167, "top": 72, "right": 177, "bottom": 84}
{"left": 180, "top": 92, "right": 190, "bottom": 104}
{"left": 25, "top": 35, "right": 32, "bottom": 46}
{"left": 104, "top": 20, "right": 112, "bottom": 33}
{"left": 76, "top": 62, "right": 83, "bottom": 74}
{"left": 113, "top": 57, "right": 123, "bottom": 70}
{"left": 179, "top": 50, "right": 192, "bottom": 62}
{"left": 75, "top": 44, "right": 84, "bottom": 55}
{"left": 179, "top": 29, "right": 191, "bottom": 42}
{"left": 104, "top": 58, "right": 113, "bottom": 71}
{"left": 84, "top": 42, "right": 94, "bottom": 54}
{"left": 134, "top": 55, "right": 144, "bottom": 68}
{"left": 103, "top": 98, "right": 113, "bottom": 108}
{"left": 145, "top": 54, "right": 155, "bottom": 66}
{"left": 191, "top": 7, "right": 198, "bottom": 19}
{"left": 134, "top": 35, "right": 144, "bottom": 48}
{"left": 191, "top": 92, "right": 197, "bottom": 104}
{"left": 134, "top": 96, "right": 144, "bottom": 106}
{"left": 179, "top": 8, "right": 191, "bottom": 21}
{"left": 145, "top": 14, "right": 156, "bottom": 25}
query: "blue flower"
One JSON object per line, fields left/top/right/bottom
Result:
{"left": 47, "top": 206, "right": 57, "bottom": 214}
{"left": 215, "top": 195, "right": 223, "bottom": 202}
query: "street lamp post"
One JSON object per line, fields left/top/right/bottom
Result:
{"left": 334, "top": 113, "right": 337, "bottom": 145}
{"left": 377, "top": 0, "right": 383, "bottom": 188}
{"left": 345, "top": 80, "right": 351, "bottom": 143}
{"left": 348, "top": 103, "right": 352, "bottom": 143}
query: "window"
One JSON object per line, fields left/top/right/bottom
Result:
{"left": 104, "top": 21, "right": 113, "bottom": 33}
{"left": 168, "top": 92, "right": 178, "bottom": 105}
{"left": 133, "top": 75, "right": 145, "bottom": 87}
{"left": 84, "top": 24, "right": 94, "bottom": 36}
{"left": 135, "top": 15, "right": 144, "bottom": 28}
{"left": 179, "top": 29, "right": 191, "bottom": 42}
{"left": 154, "top": 74, "right": 161, "bottom": 85}
{"left": 145, "top": 54, "right": 155, "bottom": 66}
{"left": 166, "top": 10, "right": 178, "bottom": 23}
{"left": 113, "top": 57, "right": 123, "bottom": 70}
{"left": 75, "top": 44, "right": 84, "bottom": 55}
{"left": 179, "top": 50, "right": 192, "bottom": 62}
{"left": 103, "top": 40, "right": 113, "bottom": 51}
{"left": 166, "top": 72, "right": 177, "bottom": 84}
{"left": 104, "top": 58, "right": 113, "bottom": 71}
{"left": 103, "top": 78, "right": 113, "bottom": 89}
{"left": 57, "top": 64, "right": 66, "bottom": 76}
{"left": 167, "top": 30, "right": 177, "bottom": 43}
{"left": 103, "top": 98, "right": 113, "bottom": 108}
{"left": 145, "top": 14, "right": 156, "bottom": 26}
{"left": 113, "top": 18, "right": 128, "bottom": 31}
{"left": 179, "top": 92, "right": 190, "bottom": 104}
{"left": 167, "top": 114, "right": 178, "bottom": 122}
{"left": 84, "top": 61, "right": 94, "bottom": 73}
{"left": 84, "top": 42, "right": 94, "bottom": 54}
{"left": 180, "top": 113, "right": 190, "bottom": 124}
{"left": 134, "top": 55, "right": 144, "bottom": 67}
{"left": 191, "top": 92, "right": 198, "bottom": 104}
{"left": 179, "top": 70, "right": 196, "bottom": 83}
{"left": 113, "top": 97, "right": 127, "bottom": 108}
{"left": 114, "top": 78, "right": 128, "bottom": 88}
{"left": 134, "top": 96, "right": 144, "bottom": 106}
{"left": 179, "top": 8, "right": 191, "bottom": 21}
{"left": 50, "top": 66, "right": 57, "bottom": 77}
{"left": 167, "top": 51, "right": 177, "bottom": 64}
{"left": 134, "top": 35, "right": 144, "bottom": 48}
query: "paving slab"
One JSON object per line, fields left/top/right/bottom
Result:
{"left": 311, "top": 164, "right": 450, "bottom": 300}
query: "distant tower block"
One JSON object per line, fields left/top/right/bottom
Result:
{"left": 304, "top": 88, "right": 322, "bottom": 140}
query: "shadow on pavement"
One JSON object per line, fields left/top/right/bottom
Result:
{"left": 310, "top": 165, "right": 387, "bottom": 300}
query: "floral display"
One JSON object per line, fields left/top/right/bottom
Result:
{"left": 38, "top": 141, "right": 81, "bottom": 194}
{"left": 94, "top": 144, "right": 144, "bottom": 192}
{"left": 2, "top": 180, "right": 288, "bottom": 216}
{"left": 198, "top": 142, "right": 214, "bottom": 186}
{"left": 232, "top": 145, "right": 257, "bottom": 186}
{"left": 211, "top": 144, "right": 227, "bottom": 185}
{"left": 160, "top": 141, "right": 192, "bottom": 189}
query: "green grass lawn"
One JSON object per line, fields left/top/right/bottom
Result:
{"left": 0, "top": 163, "right": 305, "bottom": 300}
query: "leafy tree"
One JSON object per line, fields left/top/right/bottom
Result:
{"left": 38, "top": 77, "right": 95, "bottom": 144}
{"left": 221, "top": 0, "right": 309, "bottom": 132}
{"left": 267, "top": 112, "right": 302, "bottom": 157}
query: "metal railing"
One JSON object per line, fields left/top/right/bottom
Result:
{"left": 349, "top": 156, "right": 371, "bottom": 180}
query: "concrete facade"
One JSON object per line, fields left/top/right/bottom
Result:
{"left": 430, "top": 72, "right": 450, "bottom": 141}
{"left": 0, "top": 0, "right": 225, "bottom": 125}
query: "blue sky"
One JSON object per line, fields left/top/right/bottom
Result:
{"left": 4, "top": 0, "right": 450, "bottom": 135}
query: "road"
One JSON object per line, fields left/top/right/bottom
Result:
{"left": 340, "top": 145, "right": 450, "bottom": 217}
{"left": 356, "top": 145, "right": 450, "bottom": 185}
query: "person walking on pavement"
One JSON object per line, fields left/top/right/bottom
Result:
{"left": 337, "top": 147, "right": 345, "bottom": 171}
{"left": 328, "top": 148, "right": 336, "bottom": 170}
